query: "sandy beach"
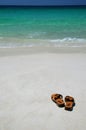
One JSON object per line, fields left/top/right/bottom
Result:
{"left": 0, "top": 47, "right": 86, "bottom": 130}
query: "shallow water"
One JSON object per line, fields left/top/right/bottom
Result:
{"left": 0, "top": 6, "right": 86, "bottom": 48}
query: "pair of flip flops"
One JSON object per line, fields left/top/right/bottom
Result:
{"left": 51, "top": 93, "right": 75, "bottom": 111}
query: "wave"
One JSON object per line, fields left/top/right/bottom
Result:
{"left": 50, "top": 38, "right": 86, "bottom": 43}
{"left": 0, "top": 37, "right": 86, "bottom": 48}
{"left": 49, "top": 38, "right": 86, "bottom": 47}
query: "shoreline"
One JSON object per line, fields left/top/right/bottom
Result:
{"left": 0, "top": 46, "right": 86, "bottom": 57}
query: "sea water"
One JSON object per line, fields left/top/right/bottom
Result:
{"left": 0, "top": 6, "right": 86, "bottom": 48}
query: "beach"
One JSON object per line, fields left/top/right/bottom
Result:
{"left": 0, "top": 47, "right": 86, "bottom": 130}
{"left": 0, "top": 6, "right": 86, "bottom": 130}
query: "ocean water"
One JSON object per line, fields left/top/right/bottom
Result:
{"left": 0, "top": 6, "right": 86, "bottom": 48}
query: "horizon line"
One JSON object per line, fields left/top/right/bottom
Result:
{"left": 0, "top": 5, "right": 86, "bottom": 7}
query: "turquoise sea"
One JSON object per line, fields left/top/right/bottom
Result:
{"left": 0, "top": 6, "right": 86, "bottom": 48}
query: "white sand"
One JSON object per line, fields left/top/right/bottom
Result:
{"left": 0, "top": 48, "right": 86, "bottom": 130}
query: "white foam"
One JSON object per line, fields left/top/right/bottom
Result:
{"left": 0, "top": 37, "right": 86, "bottom": 48}
{"left": 50, "top": 38, "right": 86, "bottom": 43}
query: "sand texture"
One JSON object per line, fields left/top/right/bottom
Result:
{"left": 0, "top": 50, "right": 86, "bottom": 130}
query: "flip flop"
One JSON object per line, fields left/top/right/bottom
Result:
{"left": 65, "top": 96, "right": 75, "bottom": 111}
{"left": 51, "top": 93, "right": 65, "bottom": 107}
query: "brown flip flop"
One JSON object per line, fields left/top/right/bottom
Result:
{"left": 51, "top": 93, "right": 65, "bottom": 107}
{"left": 65, "top": 96, "right": 75, "bottom": 111}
